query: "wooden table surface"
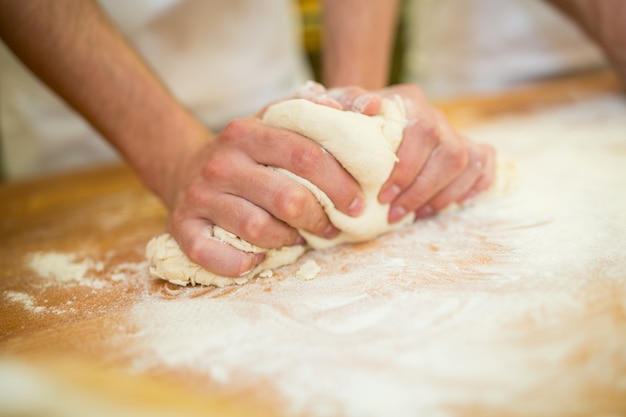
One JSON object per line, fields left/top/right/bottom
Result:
{"left": 1, "top": 70, "right": 625, "bottom": 417}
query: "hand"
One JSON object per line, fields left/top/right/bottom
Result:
{"left": 375, "top": 84, "right": 496, "bottom": 222}
{"left": 294, "top": 82, "right": 496, "bottom": 222}
{"left": 293, "top": 80, "right": 383, "bottom": 116}
{"left": 166, "top": 116, "right": 364, "bottom": 278}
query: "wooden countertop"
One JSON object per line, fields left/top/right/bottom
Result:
{"left": 1, "top": 70, "right": 625, "bottom": 417}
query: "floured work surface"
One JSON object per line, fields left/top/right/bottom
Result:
{"left": 1, "top": 88, "right": 625, "bottom": 416}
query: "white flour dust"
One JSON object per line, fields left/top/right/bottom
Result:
{"left": 28, "top": 252, "right": 106, "bottom": 289}
{"left": 124, "top": 95, "right": 626, "bottom": 417}
{"left": 3, "top": 253, "right": 148, "bottom": 316}
{"left": 4, "top": 291, "right": 47, "bottom": 314}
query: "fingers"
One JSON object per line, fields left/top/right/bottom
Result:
{"left": 327, "top": 86, "right": 382, "bottom": 115}
{"left": 460, "top": 143, "right": 497, "bottom": 202}
{"left": 166, "top": 114, "right": 362, "bottom": 278}
{"left": 170, "top": 218, "right": 264, "bottom": 278}
{"left": 378, "top": 118, "right": 439, "bottom": 205}
{"left": 385, "top": 134, "right": 495, "bottom": 223}
{"left": 216, "top": 159, "right": 341, "bottom": 240}
{"left": 372, "top": 84, "right": 497, "bottom": 222}
{"left": 223, "top": 118, "right": 365, "bottom": 218}
{"left": 294, "top": 81, "right": 343, "bottom": 110}
{"left": 387, "top": 123, "right": 469, "bottom": 223}
{"left": 295, "top": 81, "right": 383, "bottom": 116}
{"left": 190, "top": 188, "right": 305, "bottom": 249}
{"left": 420, "top": 141, "right": 491, "bottom": 216}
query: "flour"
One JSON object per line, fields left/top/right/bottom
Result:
{"left": 28, "top": 252, "right": 106, "bottom": 289}
{"left": 4, "top": 291, "right": 46, "bottom": 314}
{"left": 123, "top": 95, "right": 626, "bottom": 416}
{"left": 6, "top": 253, "right": 147, "bottom": 316}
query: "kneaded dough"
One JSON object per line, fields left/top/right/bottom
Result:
{"left": 146, "top": 96, "right": 413, "bottom": 287}
{"left": 146, "top": 228, "right": 306, "bottom": 287}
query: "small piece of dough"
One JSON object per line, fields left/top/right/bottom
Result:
{"left": 296, "top": 260, "right": 321, "bottom": 281}
{"left": 147, "top": 97, "right": 413, "bottom": 287}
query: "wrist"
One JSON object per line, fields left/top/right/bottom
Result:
{"left": 130, "top": 111, "right": 214, "bottom": 209}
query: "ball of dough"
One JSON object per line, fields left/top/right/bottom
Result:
{"left": 146, "top": 96, "right": 411, "bottom": 287}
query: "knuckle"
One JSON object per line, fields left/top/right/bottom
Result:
{"left": 275, "top": 187, "right": 308, "bottom": 220}
{"left": 201, "top": 157, "right": 231, "bottom": 181}
{"left": 184, "top": 237, "right": 206, "bottom": 266}
{"left": 239, "top": 212, "right": 271, "bottom": 242}
{"left": 308, "top": 211, "right": 329, "bottom": 235}
{"left": 443, "top": 144, "right": 469, "bottom": 172}
{"left": 221, "top": 119, "right": 249, "bottom": 142}
{"left": 185, "top": 182, "right": 205, "bottom": 205}
{"left": 291, "top": 145, "right": 323, "bottom": 174}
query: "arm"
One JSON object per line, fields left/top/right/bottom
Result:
{"left": 321, "top": 0, "right": 400, "bottom": 89}
{"left": 546, "top": 0, "right": 626, "bottom": 83}
{"left": 0, "top": 0, "right": 363, "bottom": 276}
{"left": 0, "top": 0, "right": 205, "bottom": 205}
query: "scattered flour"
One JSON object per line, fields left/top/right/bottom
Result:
{"left": 4, "top": 291, "right": 46, "bottom": 314}
{"left": 124, "top": 95, "right": 626, "bottom": 417}
{"left": 110, "top": 262, "right": 149, "bottom": 282}
{"left": 28, "top": 252, "right": 106, "bottom": 289}
{"left": 5, "top": 254, "right": 148, "bottom": 316}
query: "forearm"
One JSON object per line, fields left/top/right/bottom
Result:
{"left": 321, "top": 0, "right": 399, "bottom": 89}
{"left": 546, "top": 0, "right": 626, "bottom": 84}
{"left": 0, "top": 0, "right": 210, "bottom": 205}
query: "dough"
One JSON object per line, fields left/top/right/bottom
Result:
{"left": 146, "top": 229, "right": 306, "bottom": 287}
{"left": 146, "top": 97, "right": 412, "bottom": 287}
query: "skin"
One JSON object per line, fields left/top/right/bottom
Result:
{"left": 322, "top": 0, "right": 400, "bottom": 89}
{"left": 319, "top": 0, "right": 496, "bottom": 223}
{"left": 4, "top": 1, "right": 618, "bottom": 279}
{"left": 546, "top": 0, "right": 626, "bottom": 84}
{"left": 0, "top": 0, "right": 362, "bottom": 277}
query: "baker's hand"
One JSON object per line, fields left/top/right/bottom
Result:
{"left": 375, "top": 84, "right": 496, "bottom": 222}
{"left": 166, "top": 117, "right": 364, "bottom": 277}
{"left": 295, "top": 82, "right": 496, "bottom": 223}
{"left": 294, "top": 81, "right": 383, "bottom": 116}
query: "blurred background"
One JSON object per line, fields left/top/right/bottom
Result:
{"left": 0, "top": 0, "right": 608, "bottom": 182}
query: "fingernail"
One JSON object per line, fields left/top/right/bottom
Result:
{"left": 388, "top": 205, "right": 407, "bottom": 223}
{"left": 295, "top": 235, "right": 307, "bottom": 246}
{"left": 240, "top": 253, "right": 265, "bottom": 277}
{"left": 353, "top": 94, "right": 371, "bottom": 114}
{"left": 324, "top": 224, "right": 340, "bottom": 238}
{"left": 415, "top": 205, "right": 434, "bottom": 219}
{"left": 379, "top": 184, "right": 401, "bottom": 204}
{"left": 254, "top": 252, "right": 265, "bottom": 265}
{"left": 347, "top": 196, "right": 364, "bottom": 216}
{"left": 461, "top": 189, "right": 478, "bottom": 203}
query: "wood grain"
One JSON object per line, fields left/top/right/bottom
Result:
{"left": 1, "top": 69, "right": 624, "bottom": 417}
